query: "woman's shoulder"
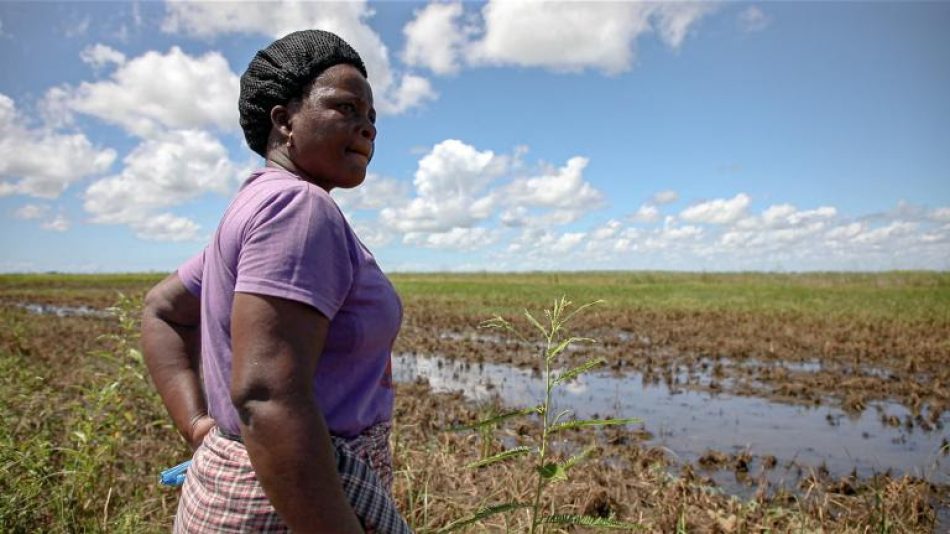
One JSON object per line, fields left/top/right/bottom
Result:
{"left": 233, "top": 168, "right": 344, "bottom": 223}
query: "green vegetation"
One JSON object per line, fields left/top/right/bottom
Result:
{"left": 2, "top": 270, "right": 947, "bottom": 321}
{"left": 0, "top": 272, "right": 945, "bottom": 532}
{"left": 0, "top": 294, "right": 184, "bottom": 532}
{"left": 390, "top": 271, "right": 950, "bottom": 322}
{"left": 444, "top": 298, "right": 640, "bottom": 532}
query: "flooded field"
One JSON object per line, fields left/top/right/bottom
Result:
{"left": 2, "top": 272, "right": 948, "bottom": 531}
{"left": 393, "top": 353, "right": 948, "bottom": 488}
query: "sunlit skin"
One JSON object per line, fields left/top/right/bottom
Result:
{"left": 142, "top": 62, "right": 380, "bottom": 534}
{"left": 267, "top": 63, "right": 377, "bottom": 192}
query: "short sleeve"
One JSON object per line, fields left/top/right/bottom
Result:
{"left": 177, "top": 248, "right": 205, "bottom": 297}
{"left": 234, "top": 185, "right": 354, "bottom": 319}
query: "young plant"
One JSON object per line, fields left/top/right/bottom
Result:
{"left": 442, "top": 297, "right": 641, "bottom": 533}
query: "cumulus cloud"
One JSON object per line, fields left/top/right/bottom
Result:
{"left": 405, "top": 227, "right": 498, "bottom": 250}
{"left": 14, "top": 204, "right": 50, "bottom": 220}
{"left": 631, "top": 203, "right": 660, "bottom": 223}
{"left": 402, "top": 2, "right": 467, "bottom": 75}
{"left": 651, "top": 190, "right": 679, "bottom": 205}
{"left": 508, "top": 228, "right": 586, "bottom": 256}
{"left": 371, "top": 139, "right": 605, "bottom": 249}
{"left": 380, "top": 139, "right": 507, "bottom": 233}
{"left": 931, "top": 207, "right": 950, "bottom": 223}
{"left": 333, "top": 174, "right": 411, "bottom": 212}
{"left": 80, "top": 43, "right": 126, "bottom": 70}
{"left": 41, "top": 214, "right": 70, "bottom": 232}
{"left": 680, "top": 193, "right": 751, "bottom": 224}
{"left": 130, "top": 213, "right": 201, "bottom": 242}
{"left": 54, "top": 46, "right": 239, "bottom": 138}
{"left": 348, "top": 219, "right": 396, "bottom": 248}
{"left": 738, "top": 6, "right": 770, "bottom": 33}
{"left": 504, "top": 157, "right": 603, "bottom": 224}
{"left": 162, "top": 0, "right": 435, "bottom": 115}
{"left": 83, "top": 129, "right": 242, "bottom": 241}
{"left": 403, "top": 1, "right": 715, "bottom": 75}
{"left": 0, "top": 94, "right": 116, "bottom": 198}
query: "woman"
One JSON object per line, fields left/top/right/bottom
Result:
{"left": 141, "top": 30, "right": 408, "bottom": 533}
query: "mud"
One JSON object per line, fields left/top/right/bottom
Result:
{"left": 393, "top": 353, "right": 948, "bottom": 488}
{"left": 397, "top": 300, "right": 950, "bottom": 431}
{"left": 3, "top": 275, "right": 948, "bottom": 531}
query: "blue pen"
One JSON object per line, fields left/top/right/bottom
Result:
{"left": 159, "top": 460, "right": 192, "bottom": 487}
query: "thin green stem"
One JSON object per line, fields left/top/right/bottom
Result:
{"left": 529, "top": 329, "right": 555, "bottom": 534}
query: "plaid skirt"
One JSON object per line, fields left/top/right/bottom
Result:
{"left": 174, "top": 422, "right": 411, "bottom": 533}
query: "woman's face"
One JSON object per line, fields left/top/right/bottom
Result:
{"left": 284, "top": 63, "right": 376, "bottom": 191}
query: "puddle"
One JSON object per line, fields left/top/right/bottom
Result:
{"left": 393, "top": 353, "right": 949, "bottom": 487}
{"left": 14, "top": 302, "right": 113, "bottom": 318}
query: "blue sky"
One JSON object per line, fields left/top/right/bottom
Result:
{"left": 1, "top": 1, "right": 948, "bottom": 273}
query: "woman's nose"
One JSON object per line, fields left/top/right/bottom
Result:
{"left": 360, "top": 120, "right": 377, "bottom": 142}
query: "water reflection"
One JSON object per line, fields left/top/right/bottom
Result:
{"left": 393, "top": 352, "right": 948, "bottom": 485}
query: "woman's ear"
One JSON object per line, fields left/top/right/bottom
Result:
{"left": 270, "top": 104, "right": 292, "bottom": 140}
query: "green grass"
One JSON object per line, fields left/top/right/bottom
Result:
{"left": 2, "top": 270, "right": 947, "bottom": 322}
{"left": 390, "top": 271, "right": 950, "bottom": 322}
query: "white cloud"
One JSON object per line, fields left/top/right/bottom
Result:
{"left": 647, "top": 224, "right": 703, "bottom": 248}
{"left": 405, "top": 227, "right": 498, "bottom": 250}
{"left": 13, "top": 203, "right": 69, "bottom": 232}
{"left": 508, "top": 228, "right": 586, "bottom": 256}
{"left": 64, "top": 16, "right": 91, "bottom": 38}
{"left": 162, "top": 0, "right": 435, "bottom": 115}
{"left": 333, "top": 174, "right": 411, "bottom": 212}
{"left": 80, "top": 43, "right": 126, "bottom": 70}
{"left": 755, "top": 203, "right": 837, "bottom": 228}
{"left": 680, "top": 193, "right": 751, "bottom": 224}
{"left": 590, "top": 219, "right": 622, "bottom": 241}
{"left": 651, "top": 190, "right": 679, "bottom": 205}
{"left": 380, "top": 139, "right": 507, "bottom": 233}
{"left": 349, "top": 219, "right": 395, "bottom": 248}
{"left": 652, "top": 2, "right": 716, "bottom": 48}
{"left": 825, "top": 222, "right": 865, "bottom": 241}
{"left": 14, "top": 204, "right": 49, "bottom": 220}
{"left": 405, "top": 1, "right": 714, "bottom": 76}
{"left": 504, "top": 157, "right": 603, "bottom": 224}
{"left": 0, "top": 94, "right": 116, "bottom": 198}
{"left": 500, "top": 206, "right": 527, "bottom": 227}
{"left": 83, "top": 129, "right": 240, "bottom": 240}
{"left": 738, "top": 6, "right": 770, "bottom": 33}
{"left": 852, "top": 221, "right": 917, "bottom": 245}
{"left": 41, "top": 214, "right": 70, "bottom": 232}
{"left": 402, "top": 2, "right": 467, "bottom": 75}
{"left": 631, "top": 203, "right": 660, "bottom": 223}
{"left": 56, "top": 47, "right": 239, "bottom": 138}
{"left": 929, "top": 206, "right": 950, "bottom": 223}
{"left": 382, "top": 74, "right": 438, "bottom": 115}
{"left": 131, "top": 213, "right": 201, "bottom": 242}
{"left": 374, "top": 140, "right": 604, "bottom": 249}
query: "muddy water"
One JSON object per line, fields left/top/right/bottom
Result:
{"left": 393, "top": 353, "right": 949, "bottom": 487}
{"left": 17, "top": 302, "right": 113, "bottom": 318}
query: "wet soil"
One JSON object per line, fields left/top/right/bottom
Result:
{"left": 4, "top": 274, "right": 948, "bottom": 531}
{"left": 397, "top": 299, "right": 950, "bottom": 433}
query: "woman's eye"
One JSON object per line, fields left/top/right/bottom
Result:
{"left": 339, "top": 103, "right": 356, "bottom": 114}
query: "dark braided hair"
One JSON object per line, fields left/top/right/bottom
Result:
{"left": 238, "top": 30, "right": 367, "bottom": 157}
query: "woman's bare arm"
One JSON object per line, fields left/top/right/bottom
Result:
{"left": 141, "top": 273, "right": 214, "bottom": 449}
{"left": 230, "top": 292, "right": 363, "bottom": 534}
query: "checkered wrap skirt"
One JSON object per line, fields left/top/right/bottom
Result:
{"left": 173, "top": 423, "right": 411, "bottom": 533}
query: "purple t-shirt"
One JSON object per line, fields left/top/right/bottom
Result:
{"left": 178, "top": 167, "right": 402, "bottom": 438}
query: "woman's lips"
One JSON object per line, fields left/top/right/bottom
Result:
{"left": 346, "top": 145, "right": 373, "bottom": 159}
{"left": 346, "top": 145, "right": 372, "bottom": 164}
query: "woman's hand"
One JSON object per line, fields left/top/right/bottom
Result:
{"left": 189, "top": 414, "right": 216, "bottom": 450}
{"left": 142, "top": 273, "right": 209, "bottom": 449}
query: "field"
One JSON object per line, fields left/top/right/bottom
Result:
{"left": 1, "top": 272, "right": 948, "bottom": 532}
